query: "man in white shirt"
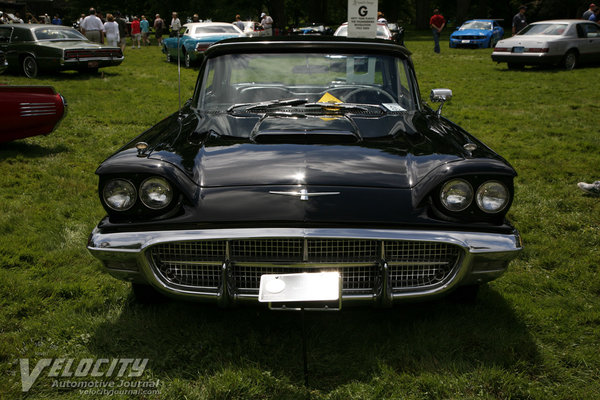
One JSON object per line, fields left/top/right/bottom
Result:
{"left": 80, "top": 8, "right": 105, "bottom": 43}
{"left": 170, "top": 12, "right": 181, "bottom": 37}
{"left": 260, "top": 12, "right": 273, "bottom": 36}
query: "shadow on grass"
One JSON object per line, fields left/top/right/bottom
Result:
{"left": 88, "top": 285, "right": 538, "bottom": 391}
{"left": 0, "top": 141, "right": 69, "bottom": 160}
{"left": 3, "top": 69, "right": 121, "bottom": 81}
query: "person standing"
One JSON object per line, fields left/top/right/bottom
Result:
{"left": 170, "top": 12, "right": 181, "bottom": 37}
{"left": 131, "top": 16, "right": 141, "bottom": 48}
{"left": 512, "top": 5, "right": 527, "bottom": 35}
{"left": 104, "top": 14, "right": 120, "bottom": 47}
{"left": 429, "top": 8, "right": 445, "bottom": 54}
{"left": 51, "top": 14, "right": 61, "bottom": 25}
{"left": 590, "top": 7, "right": 600, "bottom": 22}
{"left": 80, "top": 8, "right": 105, "bottom": 44}
{"left": 154, "top": 14, "right": 165, "bottom": 46}
{"left": 140, "top": 15, "right": 150, "bottom": 46}
{"left": 114, "top": 11, "right": 127, "bottom": 52}
{"left": 234, "top": 14, "right": 244, "bottom": 31}
{"left": 583, "top": 4, "right": 597, "bottom": 20}
{"left": 260, "top": 12, "right": 273, "bottom": 36}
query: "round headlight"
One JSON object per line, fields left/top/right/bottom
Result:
{"left": 440, "top": 179, "right": 473, "bottom": 212}
{"left": 476, "top": 181, "right": 509, "bottom": 213}
{"left": 103, "top": 179, "right": 137, "bottom": 211}
{"left": 140, "top": 177, "right": 173, "bottom": 210}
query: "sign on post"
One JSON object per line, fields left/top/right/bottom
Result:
{"left": 347, "top": 0, "right": 377, "bottom": 38}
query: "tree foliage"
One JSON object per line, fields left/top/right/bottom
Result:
{"left": 48, "top": 0, "right": 591, "bottom": 30}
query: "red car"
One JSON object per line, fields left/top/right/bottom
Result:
{"left": 0, "top": 86, "right": 66, "bottom": 143}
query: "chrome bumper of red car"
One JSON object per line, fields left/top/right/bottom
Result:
{"left": 88, "top": 227, "right": 522, "bottom": 306}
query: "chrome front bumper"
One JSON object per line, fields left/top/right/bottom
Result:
{"left": 87, "top": 227, "right": 522, "bottom": 306}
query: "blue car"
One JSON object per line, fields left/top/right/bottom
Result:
{"left": 162, "top": 22, "right": 244, "bottom": 67}
{"left": 449, "top": 19, "right": 504, "bottom": 49}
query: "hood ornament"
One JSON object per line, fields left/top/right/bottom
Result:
{"left": 269, "top": 188, "right": 340, "bottom": 201}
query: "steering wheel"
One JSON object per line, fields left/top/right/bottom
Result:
{"left": 340, "top": 86, "right": 397, "bottom": 104}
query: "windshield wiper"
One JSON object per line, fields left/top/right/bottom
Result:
{"left": 227, "top": 98, "right": 308, "bottom": 113}
{"left": 304, "top": 102, "right": 371, "bottom": 112}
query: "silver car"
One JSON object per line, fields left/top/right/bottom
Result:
{"left": 491, "top": 19, "right": 600, "bottom": 70}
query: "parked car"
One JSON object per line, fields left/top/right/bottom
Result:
{"left": 0, "top": 49, "right": 7, "bottom": 74}
{"left": 292, "top": 23, "right": 333, "bottom": 36}
{"left": 450, "top": 19, "right": 504, "bottom": 48}
{"left": 162, "top": 22, "right": 245, "bottom": 67}
{"left": 387, "top": 22, "right": 405, "bottom": 45}
{"left": 0, "top": 85, "right": 66, "bottom": 143}
{"left": 88, "top": 36, "right": 522, "bottom": 307}
{"left": 0, "top": 24, "right": 123, "bottom": 78}
{"left": 238, "top": 21, "right": 264, "bottom": 37}
{"left": 334, "top": 22, "right": 394, "bottom": 41}
{"left": 491, "top": 19, "right": 600, "bottom": 70}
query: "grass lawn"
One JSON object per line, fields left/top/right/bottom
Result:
{"left": 1, "top": 31, "right": 599, "bottom": 399}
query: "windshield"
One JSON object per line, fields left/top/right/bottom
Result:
{"left": 518, "top": 23, "right": 568, "bottom": 36}
{"left": 199, "top": 52, "right": 415, "bottom": 112}
{"left": 335, "top": 25, "right": 392, "bottom": 39}
{"left": 34, "top": 27, "right": 86, "bottom": 41}
{"left": 460, "top": 21, "right": 492, "bottom": 30}
{"left": 194, "top": 25, "right": 240, "bottom": 35}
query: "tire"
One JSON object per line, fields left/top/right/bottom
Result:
{"left": 562, "top": 50, "right": 577, "bottom": 71}
{"left": 22, "top": 55, "right": 38, "bottom": 78}
{"left": 184, "top": 52, "right": 191, "bottom": 68}
{"left": 165, "top": 49, "right": 171, "bottom": 63}
{"left": 131, "top": 283, "right": 165, "bottom": 304}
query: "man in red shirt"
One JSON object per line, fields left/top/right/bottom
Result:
{"left": 430, "top": 8, "right": 446, "bottom": 53}
{"left": 131, "top": 16, "right": 141, "bottom": 49}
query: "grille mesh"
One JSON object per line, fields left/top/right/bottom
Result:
{"left": 148, "top": 239, "right": 461, "bottom": 294}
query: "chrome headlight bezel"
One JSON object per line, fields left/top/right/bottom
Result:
{"left": 440, "top": 179, "right": 473, "bottom": 212}
{"left": 476, "top": 181, "right": 510, "bottom": 214}
{"left": 102, "top": 179, "right": 137, "bottom": 211}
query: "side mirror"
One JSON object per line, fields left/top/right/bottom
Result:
{"left": 430, "top": 89, "right": 453, "bottom": 116}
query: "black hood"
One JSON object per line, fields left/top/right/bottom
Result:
{"left": 140, "top": 111, "right": 477, "bottom": 189}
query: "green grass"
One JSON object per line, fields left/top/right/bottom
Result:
{"left": 1, "top": 31, "right": 600, "bottom": 399}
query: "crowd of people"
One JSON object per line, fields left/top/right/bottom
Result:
{"left": 0, "top": 8, "right": 275, "bottom": 49}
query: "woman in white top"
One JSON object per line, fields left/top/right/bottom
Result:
{"left": 104, "top": 14, "right": 120, "bottom": 47}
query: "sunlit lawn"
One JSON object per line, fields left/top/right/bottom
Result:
{"left": 0, "top": 31, "right": 599, "bottom": 399}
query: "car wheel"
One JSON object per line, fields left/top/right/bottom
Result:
{"left": 562, "top": 50, "right": 577, "bottom": 71}
{"left": 22, "top": 55, "right": 38, "bottom": 78}
{"left": 184, "top": 52, "right": 191, "bottom": 68}
{"left": 131, "top": 283, "right": 165, "bottom": 304}
{"left": 165, "top": 49, "right": 171, "bottom": 63}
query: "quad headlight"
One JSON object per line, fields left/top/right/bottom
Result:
{"left": 103, "top": 179, "right": 137, "bottom": 211}
{"left": 139, "top": 177, "right": 173, "bottom": 210}
{"left": 440, "top": 179, "right": 473, "bottom": 212}
{"left": 476, "top": 181, "right": 509, "bottom": 213}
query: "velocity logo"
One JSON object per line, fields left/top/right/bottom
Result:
{"left": 19, "top": 358, "right": 149, "bottom": 392}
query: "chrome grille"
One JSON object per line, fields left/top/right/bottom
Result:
{"left": 148, "top": 239, "right": 462, "bottom": 295}
{"left": 230, "top": 265, "right": 378, "bottom": 295}
{"left": 385, "top": 241, "right": 461, "bottom": 292}
{"left": 19, "top": 103, "right": 57, "bottom": 117}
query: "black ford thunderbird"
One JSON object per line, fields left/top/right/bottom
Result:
{"left": 88, "top": 37, "right": 522, "bottom": 307}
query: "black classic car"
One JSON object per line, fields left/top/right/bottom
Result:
{"left": 88, "top": 37, "right": 522, "bottom": 307}
{"left": 0, "top": 24, "right": 123, "bottom": 78}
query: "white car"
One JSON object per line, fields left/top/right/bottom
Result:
{"left": 333, "top": 22, "right": 393, "bottom": 41}
{"left": 491, "top": 19, "right": 600, "bottom": 70}
{"left": 237, "top": 21, "right": 265, "bottom": 37}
